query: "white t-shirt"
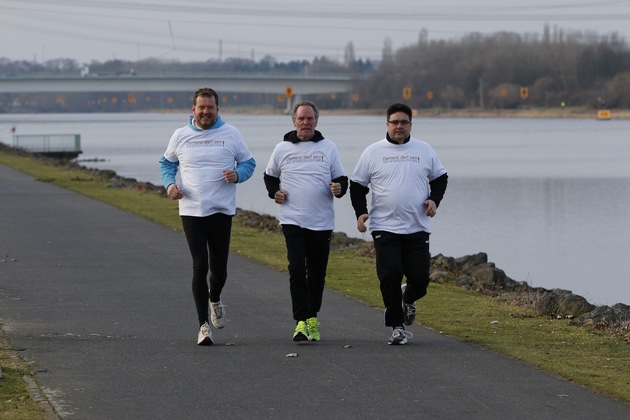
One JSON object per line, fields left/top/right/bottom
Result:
{"left": 351, "top": 137, "right": 446, "bottom": 234}
{"left": 265, "top": 139, "right": 346, "bottom": 230}
{"left": 163, "top": 123, "right": 253, "bottom": 217}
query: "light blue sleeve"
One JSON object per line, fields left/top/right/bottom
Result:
{"left": 235, "top": 157, "right": 256, "bottom": 183}
{"left": 159, "top": 155, "right": 179, "bottom": 189}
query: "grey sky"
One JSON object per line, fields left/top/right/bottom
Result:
{"left": 1, "top": 0, "right": 629, "bottom": 64}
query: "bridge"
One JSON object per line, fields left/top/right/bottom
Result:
{"left": 0, "top": 73, "right": 358, "bottom": 97}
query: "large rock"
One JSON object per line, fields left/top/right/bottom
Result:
{"left": 535, "top": 288, "right": 595, "bottom": 317}
{"left": 429, "top": 253, "right": 598, "bottom": 319}
{"left": 573, "top": 303, "right": 630, "bottom": 337}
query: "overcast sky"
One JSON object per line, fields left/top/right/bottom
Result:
{"left": 1, "top": 0, "right": 629, "bottom": 64}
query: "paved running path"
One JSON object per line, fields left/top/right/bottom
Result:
{"left": 1, "top": 164, "right": 629, "bottom": 419}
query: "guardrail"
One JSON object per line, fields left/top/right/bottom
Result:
{"left": 12, "top": 134, "right": 82, "bottom": 159}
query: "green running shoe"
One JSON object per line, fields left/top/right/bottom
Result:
{"left": 307, "top": 317, "right": 320, "bottom": 341}
{"left": 293, "top": 320, "right": 309, "bottom": 342}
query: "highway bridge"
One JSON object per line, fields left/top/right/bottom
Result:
{"left": 0, "top": 73, "right": 358, "bottom": 97}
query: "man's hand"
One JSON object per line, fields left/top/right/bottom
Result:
{"left": 424, "top": 199, "right": 437, "bottom": 217}
{"left": 275, "top": 189, "right": 288, "bottom": 204}
{"left": 222, "top": 169, "right": 238, "bottom": 183}
{"left": 357, "top": 213, "right": 369, "bottom": 233}
{"left": 167, "top": 184, "right": 184, "bottom": 200}
{"left": 330, "top": 182, "right": 341, "bottom": 197}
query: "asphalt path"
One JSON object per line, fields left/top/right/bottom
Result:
{"left": 1, "top": 163, "right": 629, "bottom": 419}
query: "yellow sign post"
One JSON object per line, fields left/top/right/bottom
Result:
{"left": 520, "top": 87, "right": 528, "bottom": 100}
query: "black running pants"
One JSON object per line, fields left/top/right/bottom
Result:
{"left": 281, "top": 224, "right": 332, "bottom": 322}
{"left": 182, "top": 213, "right": 232, "bottom": 326}
{"left": 372, "top": 230, "right": 430, "bottom": 327}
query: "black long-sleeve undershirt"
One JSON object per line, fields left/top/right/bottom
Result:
{"left": 264, "top": 173, "right": 349, "bottom": 199}
{"left": 349, "top": 173, "right": 448, "bottom": 219}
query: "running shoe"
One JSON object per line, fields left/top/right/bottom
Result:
{"left": 306, "top": 317, "right": 320, "bottom": 341}
{"left": 293, "top": 320, "right": 309, "bottom": 342}
{"left": 210, "top": 300, "right": 226, "bottom": 329}
{"left": 388, "top": 326, "right": 413, "bottom": 345}
{"left": 401, "top": 284, "right": 417, "bottom": 325}
{"left": 197, "top": 322, "right": 213, "bottom": 345}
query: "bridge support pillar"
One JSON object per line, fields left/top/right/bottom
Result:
{"left": 285, "top": 94, "right": 303, "bottom": 113}
{"left": 285, "top": 95, "right": 292, "bottom": 113}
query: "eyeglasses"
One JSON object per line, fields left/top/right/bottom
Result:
{"left": 387, "top": 120, "right": 411, "bottom": 126}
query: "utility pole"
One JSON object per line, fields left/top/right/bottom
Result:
{"left": 478, "top": 77, "right": 484, "bottom": 109}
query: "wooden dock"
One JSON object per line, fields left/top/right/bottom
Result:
{"left": 12, "top": 134, "right": 82, "bottom": 159}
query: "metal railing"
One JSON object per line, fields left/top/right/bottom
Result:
{"left": 12, "top": 134, "right": 81, "bottom": 153}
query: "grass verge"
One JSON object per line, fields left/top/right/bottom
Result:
{"left": 0, "top": 334, "right": 43, "bottom": 419}
{"left": 1, "top": 149, "right": 629, "bottom": 418}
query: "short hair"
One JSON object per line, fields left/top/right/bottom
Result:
{"left": 386, "top": 103, "right": 412, "bottom": 121}
{"left": 194, "top": 87, "right": 219, "bottom": 107}
{"left": 292, "top": 100, "right": 319, "bottom": 121}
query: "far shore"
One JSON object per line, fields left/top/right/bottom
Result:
{"left": 4, "top": 106, "right": 628, "bottom": 120}
{"left": 410, "top": 107, "right": 630, "bottom": 120}
{"left": 149, "top": 105, "right": 630, "bottom": 120}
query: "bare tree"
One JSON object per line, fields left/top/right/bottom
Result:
{"left": 344, "top": 42, "right": 356, "bottom": 70}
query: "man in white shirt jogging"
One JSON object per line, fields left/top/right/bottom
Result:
{"left": 160, "top": 87, "right": 256, "bottom": 345}
{"left": 264, "top": 101, "right": 348, "bottom": 342}
{"left": 350, "top": 102, "right": 448, "bottom": 345}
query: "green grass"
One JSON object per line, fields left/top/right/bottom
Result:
{"left": 0, "top": 336, "right": 43, "bottom": 419}
{"left": 1, "top": 149, "right": 629, "bottom": 418}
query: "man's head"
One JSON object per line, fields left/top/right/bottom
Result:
{"left": 193, "top": 88, "right": 219, "bottom": 129}
{"left": 291, "top": 101, "right": 319, "bottom": 141}
{"left": 386, "top": 102, "right": 413, "bottom": 144}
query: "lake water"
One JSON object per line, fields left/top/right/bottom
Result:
{"left": 2, "top": 113, "right": 629, "bottom": 306}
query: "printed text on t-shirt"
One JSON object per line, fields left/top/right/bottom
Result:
{"left": 186, "top": 139, "right": 226, "bottom": 147}
{"left": 285, "top": 154, "right": 325, "bottom": 164}
{"left": 382, "top": 155, "right": 421, "bottom": 163}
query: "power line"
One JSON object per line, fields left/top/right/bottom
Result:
{"left": 1, "top": 0, "right": 627, "bottom": 63}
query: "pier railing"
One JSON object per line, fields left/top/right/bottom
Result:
{"left": 12, "top": 134, "right": 82, "bottom": 159}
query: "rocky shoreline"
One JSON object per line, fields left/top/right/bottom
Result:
{"left": 3, "top": 144, "right": 629, "bottom": 340}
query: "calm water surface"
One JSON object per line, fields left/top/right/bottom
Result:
{"left": 2, "top": 113, "right": 629, "bottom": 306}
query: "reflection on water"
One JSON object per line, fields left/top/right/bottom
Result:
{"left": 1, "top": 113, "right": 629, "bottom": 306}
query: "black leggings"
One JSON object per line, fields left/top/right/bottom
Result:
{"left": 182, "top": 214, "right": 233, "bottom": 326}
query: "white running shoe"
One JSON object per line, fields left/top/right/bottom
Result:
{"left": 197, "top": 322, "right": 213, "bottom": 345}
{"left": 210, "top": 300, "right": 226, "bottom": 329}
{"left": 388, "top": 327, "right": 413, "bottom": 345}
{"left": 401, "top": 284, "right": 417, "bottom": 325}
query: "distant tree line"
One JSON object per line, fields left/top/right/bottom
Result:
{"left": 361, "top": 26, "right": 630, "bottom": 110}
{"left": 1, "top": 26, "right": 629, "bottom": 112}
